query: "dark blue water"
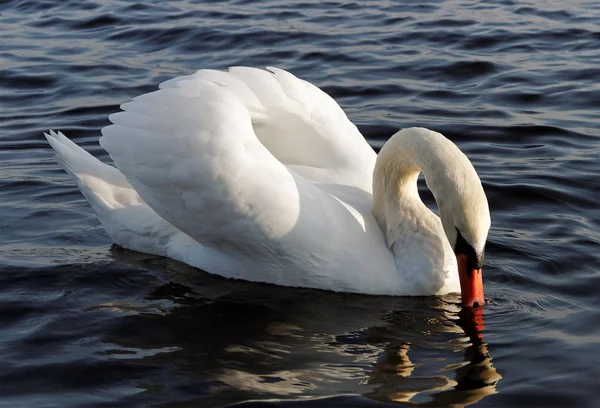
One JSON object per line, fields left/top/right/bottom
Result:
{"left": 2, "top": 0, "right": 600, "bottom": 406}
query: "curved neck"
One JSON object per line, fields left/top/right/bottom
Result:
{"left": 371, "top": 128, "right": 490, "bottom": 296}
{"left": 372, "top": 128, "right": 477, "bottom": 252}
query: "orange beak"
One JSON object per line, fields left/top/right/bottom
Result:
{"left": 457, "top": 254, "right": 485, "bottom": 307}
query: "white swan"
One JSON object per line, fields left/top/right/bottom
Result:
{"left": 45, "top": 67, "right": 490, "bottom": 306}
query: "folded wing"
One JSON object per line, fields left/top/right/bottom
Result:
{"left": 100, "top": 79, "right": 305, "bottom": 254}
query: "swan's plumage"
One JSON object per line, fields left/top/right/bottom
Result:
{"left": 46, "top": 67, "right": 490, "bottom": 297}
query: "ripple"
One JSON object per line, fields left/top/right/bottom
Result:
{"left": 2, "top": 0, "right": 600, "bottom": 406}
{"left": 69, "top": 13, "right": 121, "bottom": 30}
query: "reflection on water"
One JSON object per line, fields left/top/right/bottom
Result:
{"left": 364, "top": 306, "right": 501, "bottom": 406}
{"left": 96, "top": 253, "right": 501, "bottom": 407}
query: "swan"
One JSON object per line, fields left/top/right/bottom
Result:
{"left": 45, "top": 67, "right": 490, "bottom": 307}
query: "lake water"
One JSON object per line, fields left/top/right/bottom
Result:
{"left": 1, "top": 0, "right": 600, "bottom": 407}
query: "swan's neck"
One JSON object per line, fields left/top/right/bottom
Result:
{"left": 372, "top": 127, "right": 490, "bottom": 255}
{"left": 371, "top": 128, "right": 480, "bottom": 274}
{"left": 372, "top": 129, "right": 464, "bottom": 293}
{"left": 371, "top": 128, "right": 490, "bottom": 294}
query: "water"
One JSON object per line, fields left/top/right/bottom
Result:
{"left": 1, "top": 0, "right": 600, "bottom": 406}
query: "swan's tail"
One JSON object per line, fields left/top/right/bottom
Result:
{"left": 45, "top": 130, "right": 176, "bottom": 255}
{"left": 44, "top": 130, "right": 138, "bottom": 213}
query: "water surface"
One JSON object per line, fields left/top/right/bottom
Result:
{"left": 1, "top": 0, "right": 600, "bottom": 406}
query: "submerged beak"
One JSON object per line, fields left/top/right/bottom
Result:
{"left": 457, "top": 254, "right": 485, "bottom": 307}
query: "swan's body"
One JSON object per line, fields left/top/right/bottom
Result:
{"left": 46, "top": 67, "right": 490, "bottom": 299}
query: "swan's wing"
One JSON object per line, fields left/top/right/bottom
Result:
{"left": 159, "top": 67, "right": 376, "bottom": 190}
{"left": 99, "top": 80, "right": 304, "bottom": 253}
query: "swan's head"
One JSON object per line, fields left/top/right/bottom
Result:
{"left": 429, "top": 143, "right": 491, "bottom": 308}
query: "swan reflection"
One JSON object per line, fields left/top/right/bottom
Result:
{"left": 364, "top": 306, "right": 501, "bottom": 406}
{"left": 97, "top": 255, "right": 502, "bottom": 407}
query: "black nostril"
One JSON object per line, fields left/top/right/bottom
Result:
{"left": 472, "top": 301, "right": 480, "bottom": 308}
